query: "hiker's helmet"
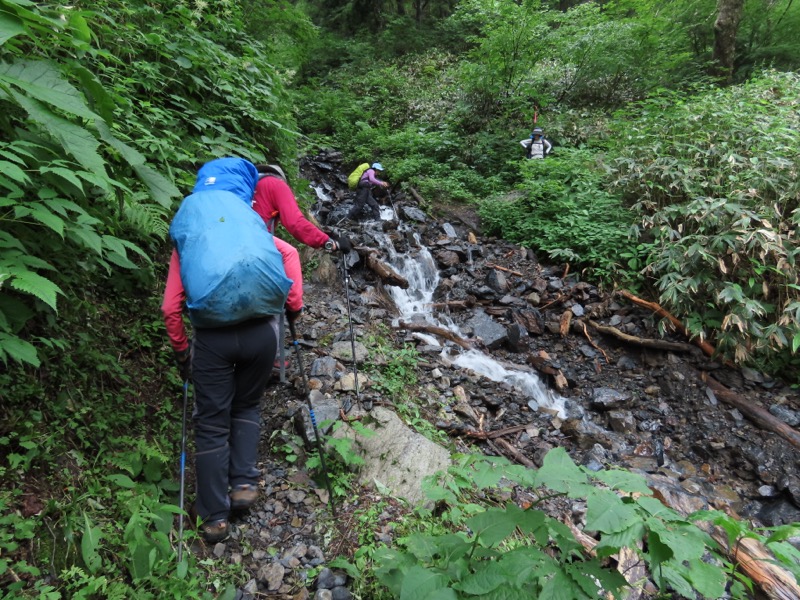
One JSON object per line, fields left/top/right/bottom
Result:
{"left": 371, "top": 162, "right": 384, "bottom": 171}
{"left": 256, "top": 164, "right": 286, "bottom": 181}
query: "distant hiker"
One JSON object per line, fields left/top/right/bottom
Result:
{"left": 252, "top": 164, "right": 352, "bottom": 253}
{"left": 348, "top": 162, "right": 388, "bottom": 221}
{"left": 162, "top": 157, "right": 304, "bottom": 543}
{"left": 520, "top": 128, "right": 552, "bottom": 159}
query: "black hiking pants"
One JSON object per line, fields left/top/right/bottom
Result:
{"left": 348, "top": 181, "right": 381, "bottom": 220}
{"left": 191, "top": 316, "right": 278, "bottom": 522}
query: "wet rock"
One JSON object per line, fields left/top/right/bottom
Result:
{"left": 485, "top": 269, "right": 508, "bottom": 293}
{"left": 758, "top": 499, "right": 800, "bottom": 526}
{"left": 467, "top": 310, "right": 507, "bottom": 350}
{"left": 506, "top": 324, "right": 528, "bottom": 352}
{"left": 402, "top": 206, "right": 427, "bottom": 222}
{"left": 769, "top": 404, "right": 800, "bottom": 426}
{"left": 590, "top": 388, "right": 632, "bottom": 411}
{"left": 607, "top": 410, "right": 636, "bottom": 434}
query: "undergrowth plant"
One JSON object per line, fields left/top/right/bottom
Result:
{"left": 479, "top": 148, "right": 636, "bottom": 284}
{"left": 608, "top": 71, "right": 800, "bottom": 374}
{"left": 362, "top": 449, "right": 800, "bottom": 599}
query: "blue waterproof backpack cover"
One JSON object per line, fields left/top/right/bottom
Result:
{"left": 169, "top": 158, "right": 292, "bottom": 328}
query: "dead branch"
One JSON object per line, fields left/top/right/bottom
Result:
{"left": 559, "top": 310, "right": 572, "bottom": 337}
{"left": 485, "top": 262, "right": 524, "bottom": 277}
{"left": 618, "top": 290, "right": 717, "bottom": 358}
{"left": 491, "top": 437, "right": 536, "bottom": 468}
{"left": 586, "top": 320, "right": 698, "bottom": 353}
{"left": 408, "top": 186, "right": 426, "bottom": 206}
{"left": 580, "top": 321, "right": 609, "bottom": 363}
{"left": 701, "top": 372, "right": 800, "bottom": 449}
{"left": 396, "top": 321, "right": 473, "bottom": 350}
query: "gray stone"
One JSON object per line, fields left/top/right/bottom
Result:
{"left": 467, "top": 310, "right": 507, "bottom": 350}
{"left": 590, "top": 387, "right": 632, "bottom": 411}
{"left": 769, "top": 404, "right": 800, "bottom": 426}
{"left": 758, "top": 499, "right": 800, "bottom": 526}
{"left": 570, "top": 304, "right": 585, "bottom": 317}
{"left": 485, "top": 269, "right": 508, "bottom": 293}
{"left": 316, "top": 568, "right": 337, "bottom": 589}
{"left": 310, "top": 356, "right": 339, "bottom": 378}
{"left": 607, "top": 410, "right": 636, "bottom": 434}
{"left": 331, "top": 587, "right": 353, "bottom": 600}
{"left": 314, "top": 591, "right": 333, "bottom": 600}
{"left": 435, "top": 250, "right": 460, "bottom": 267}
{"left": 257, "top": 562, "right": 285, "bottom": 591}
{"left": 331, "top": 341, "right": 369, "bottom": 363}
{"left": 333, "top": 407, "right": 451, "bottom": 506}
{"left": 442, "top": 223, "right": 457, "bottom": 238}
{"left": 402, "top": 206, "right": 427, "bottom": 222}
{"left": 506, "top": 323, "right": 528, "bottom": 352}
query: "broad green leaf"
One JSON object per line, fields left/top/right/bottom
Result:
{"left": 106, "top": 474, "right": 136, "bottom": 489}
{"left": 425, "top": 590, "right": 457, "bottom": 600}
{"left": 81, "top": 512, "right": 102, "bottom": 574}
{"left": 0, "top": 160, "right": 29, "bottom": 184}
{"left": 498, "top": 546, "right": 552, "bottom": 586}
{"left": 130, "top": 542, "right": 155, "bottom": 580}
{"left": 0, "top": 11, "right": 25, "bottom": 45}
{"left": 540, "top": 567, "right": 586, "bottom": 600}
{"left": 399, "top": 565, "right": 449, "bottom": 600}
{"left": 455, "top": 561, "right": 506, "bottom": 594}
{"left": 657, "top": 563, "right": 695, "bottom": 598}
{"left": 591, "top": 469, "right": 651, "bottom": 494}
{"left": 480, "top": 587, "right": 529, "bottom": 600}
{"left": 535, "top": 447, "right": 592, "bottom": 496}
{"left": 505, "top": 503, "right": 546, "bottom": 536}
{"left": 9, "top": 91, "right": 109, "bottom": 188}
{"left": 27, "top": 203, "right": 66, "bottom": 237}
{"left": 684, "top": 557, "right": 727, "bottom": 598}
{"left": 405, "top": 533, "right": 440, "bottom": 561}
{"left": 585, "top": 489, "right": 639, "bottom": 534}
{"left": 9, "top": 269, "right": 62, "bottom": 311}
{"left": 647, "top": 519, "right": 709, "bottom": 562}
{"left": 96, "top": 121, "right": 179, "bottom": 207}
{"left": 0, "top": 332, "right": 39, "bottom": 366}
{"left": 67, "top": 224, "right": 102, "bottom": 255}
{"left": 430, "top": 533, "right": 471, "bottom": 564}
{"left": 594, "top": 521, "right": 646, "bottom": 556}
{"left": 471, "top": 458, "right": 506, "bottom": 488}
{"left": 0, "top": 59, "right": 99, "bottom": 120}
{"left": 40, "top": 166, "right": 84, "bottom": 194}
{"left": 466, "top": 507, "right": 518, "bottom": 547}
{"left": 72, "top": 66, "right": 115, "bottom": 124}
{"left": 635, "top": 496, "right": 682, "bottom": 521}
{"left": 566, "top": 560, "right": 626, "bottom": 597}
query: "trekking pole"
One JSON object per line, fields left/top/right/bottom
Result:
{"left": 340, "top": 258, "right": 365, "bottom": 411}
{"left": 177, "top": 379, "right": 189, "bottom": 563}
{"left": 288, "top": 321, "right": 337, "bottom": 517}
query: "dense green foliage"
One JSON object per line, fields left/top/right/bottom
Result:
{"left": 2, "top": 0, "right": 800, "bottom": 596}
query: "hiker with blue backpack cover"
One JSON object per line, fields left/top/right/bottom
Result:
{"left": 162, "top": 157, "right": 304, "bottom": 543}
{"left": 520, "top": 127, "right": 552, "bottom": 159}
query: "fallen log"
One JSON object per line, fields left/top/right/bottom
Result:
{"left": 701, "top": 372, "right": 800, "bottom": 449}
{"left": 649, "top": 473, "right": 800, "bottom": 600}
{"left": 356, "top": 248, "right": 409, "bottom": 288}
{"left": 490, "top": 437, "right": 536, "bottom": 468}
{"left": 586, "top": 319, "right": 699, "bottom": 354}
{"left": 396, "top": 321, "right": 473, "bottom": 350}
{"left": 408, "top": 186, "right": 426, "bottom": 206}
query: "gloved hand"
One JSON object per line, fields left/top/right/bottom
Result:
{"left": 328, "top": 233, "right": 353, "bottom": 253}
{"left": 174, "top": 347, "right": 191, "bottom": 382}
{"left": 286, "top": 307, "right": 303, "bottom": 324}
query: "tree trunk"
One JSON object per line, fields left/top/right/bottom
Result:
{"left": 712, "top": 0, "right": 745, "bottom": 84}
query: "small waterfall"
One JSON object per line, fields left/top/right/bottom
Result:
{"left": 380, "top": 229, "right": 566, "bottom": 418}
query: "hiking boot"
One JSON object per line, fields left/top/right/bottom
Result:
{"left": 230, "top": 484, "right": 258, "bottom": 510}
{"left": 200, "top": 519, "right": 229, "bottom": 543}
{"left": 190, "top": 505, "right": 230, "bottom": 543}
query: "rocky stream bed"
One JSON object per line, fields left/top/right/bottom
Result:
{"left": 187, "top": 153, "right": 800, "bottom": 599}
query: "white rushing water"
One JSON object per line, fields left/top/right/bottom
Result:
{"left": 380, "top": 227, "right": 567, "bottom": 418}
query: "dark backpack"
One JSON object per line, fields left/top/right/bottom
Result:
{"left": 169, "top": 158, "right": 292, "bottom": 327}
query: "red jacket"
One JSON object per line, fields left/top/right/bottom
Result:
{"left": 161, "top": 237, "right": 303, "bottom": 352}
{"left": 252, "top": 175, "right": 330, "bottom": 248}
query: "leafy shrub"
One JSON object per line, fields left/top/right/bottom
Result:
{"left": 479, "top": 148, "right": 635, "bottom": 282}
{"left": 607, "top": 71, "right": 800, "bottom": 372}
